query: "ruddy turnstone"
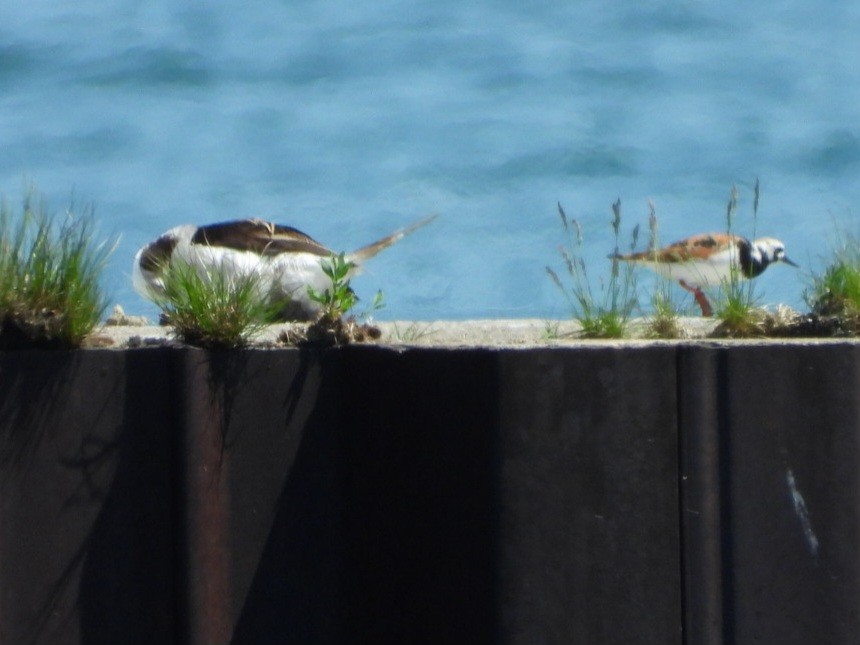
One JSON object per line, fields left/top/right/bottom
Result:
{"left": 132, "top": 214, "right": 437, "bottom": 321}
{"left": 614, "top": 232, "right": 798, "bottom": 316}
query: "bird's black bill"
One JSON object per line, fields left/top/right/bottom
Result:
{"left": 783, "top": 256, "right": 799, "bottom": 267}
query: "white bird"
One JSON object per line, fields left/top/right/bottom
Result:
{"left": 614, "top": 232, "right": 798, "bottom": 316}
{"left": 133, "top": 215, "right": 437, "bottom": 321}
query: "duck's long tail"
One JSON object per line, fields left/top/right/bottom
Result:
{"left": 347, "top": 214, "right": 438, "bottom": 263}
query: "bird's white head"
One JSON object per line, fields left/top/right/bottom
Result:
{"left": 752, "top": 237, "right": 798, "bottom": 268}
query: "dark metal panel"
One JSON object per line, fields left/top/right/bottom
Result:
{"left": 0, "top": 349, "right": 176, "bottom": 645}
{"left": 3, "top": 341, "right": 858, "bottom": 645}
{"left": 496, "top": 347, "right": 682, "bottom": 645}
{"left": 338, "top": 347, "right": 502, "bottom": 645}
{"left": 174, "top": 348, "right": 344, "bottom": 645}
{"left": 337, "top": 345, "right": 682, "bottom": 645}
{"left": 225, "top": 349, "right": 345, "bottom": 645}
{"left": 677, "top": 346, "right": 726, "bottom": 645}
{"left": 175, "top": 349, "right": 233, "bottom": 645}
{"left": 719, "top": 344, "right": 860, "bottom": 645}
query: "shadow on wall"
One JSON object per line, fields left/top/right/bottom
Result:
{"left": 0, "top": 350, "right": 175, "bottom": 645}
{"left": 231, "top": 348, "right": 503, "bottom": 645}
{"left": 229, "top": 350, "right": 346, "bottom": 644}
{"left": 78, "top": 350, "right": 176, "bottom": 645}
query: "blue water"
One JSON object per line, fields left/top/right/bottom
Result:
{"left": 2, "top": 2, "right": 859, "bottom": 320}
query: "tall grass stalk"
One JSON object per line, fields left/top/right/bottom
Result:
{"left": 547, "top": 201, "right": 638, "bottom": 338}
{"left": 0, "top": 191, "right": 114, "bottom": 348}
{"left": 644, "top": 201, "right": 684, "bottom": 338}
{"left": 715, "top": 181, "right": 761, "bottom": 333}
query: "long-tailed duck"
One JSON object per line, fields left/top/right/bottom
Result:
{"left": 133, "top": 214, "right": 437, "bottom": 320}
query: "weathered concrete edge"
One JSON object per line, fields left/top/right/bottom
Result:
{"left": 93, "top": 318, "right": 860, "bottom": 350}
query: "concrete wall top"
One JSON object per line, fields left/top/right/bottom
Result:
{"left": 90, "top": 319, "right": 860, "bottom": 350}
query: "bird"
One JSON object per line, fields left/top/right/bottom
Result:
{"left": 613, "top": 232, "right": 798, "bottom": 316}
{"left": 132, "top": 214, "right": 437, "bottom": 321}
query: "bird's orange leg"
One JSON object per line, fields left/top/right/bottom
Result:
{"left": 679, "top": 280, "right": 713, "bottom": 317}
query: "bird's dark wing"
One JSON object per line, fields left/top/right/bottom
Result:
{"left": 190, "top": 219, "right": 333, "bottom": 257}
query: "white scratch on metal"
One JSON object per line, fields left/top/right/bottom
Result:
{"left": 786, "top": 468, "right": 820, "bottom": 557}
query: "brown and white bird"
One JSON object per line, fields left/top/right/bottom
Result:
{"left": 132, "top": 214, "right": 436, "bottom": 321}
{"left": 614, "top": 232, "right": 798, "bottom": 316}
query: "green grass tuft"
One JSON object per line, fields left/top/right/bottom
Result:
{"left": 391, "top": 321, "right": 436, "bottom": 343}
{"left": 0, "top": 190, "right": 114, "bottom": 349}
{"left": 646, "top": 284, "right": 684, "bottom": 339}
{"left": 156, "top": 260, "right": 285, "bottom": 349}
{"left": 806, "top": 229, "right": 860, "bottom": 316}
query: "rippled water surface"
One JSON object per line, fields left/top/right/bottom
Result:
{"left": 2, "top": 2, "right": 859, "bottom": 319}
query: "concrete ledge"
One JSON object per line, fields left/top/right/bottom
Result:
{"left": 1, "top": 342, "right": 858, "bottom": 644}
{"left": 96, "top": 317, "right": 859, "bottom": 348}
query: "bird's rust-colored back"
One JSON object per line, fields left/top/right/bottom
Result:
{"left": 618, "top": 232, "right": 740, "bottom": 263}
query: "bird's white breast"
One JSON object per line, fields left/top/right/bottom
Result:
{"left": 634, "top": 246, "right": 742, "bottom": 288}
